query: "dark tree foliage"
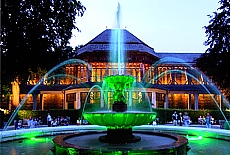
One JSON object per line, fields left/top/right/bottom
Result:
{"left": 196, "top": 0, "right": 230, "bottom": 101}
{"left": 1, "top": 0, "right": 86, "bottom": 85}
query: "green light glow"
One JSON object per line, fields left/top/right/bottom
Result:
{"left": 67, "top": 148, "right": 76, "bottom": 155}
{"left": 21, "top": 131, "right": 42, "bottom": 139}
{"left": 83, "top": 112, "right": 156, "bottom": 129}
{"left": 30, "top": 137, "right": 50, "bottom": 142}
{"left": 83, "top": 74, "right": 156, "bottom": 129}
{"left": 103, "top": 75, "right": 135, "bottom": 103}
{"left": 186, "top": 135, "right": 203, "bottom": 141}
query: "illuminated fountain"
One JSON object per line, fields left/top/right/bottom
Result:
{"left": 2, "top": 2, "right": 230, "bottom": 155}
{"left": 82, "top": 3, "right": 156, "bottom": 144}
{"left": 52, "top": 3, "right": 189, "bottom": 155}
{"left": 83, "top": 74, "right": 156, "bottom": 144}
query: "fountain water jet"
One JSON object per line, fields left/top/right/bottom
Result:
{"left": 110, "top": 3, "right": 125, "bottom": 75}
{"left": 3, "top": 59, "right": 90, "bottom": 131}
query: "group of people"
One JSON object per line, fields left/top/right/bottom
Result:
{"left": 198, "top": 113, "right": 213, "bottom": 128}
{"left": 172, "top": 111, "right": 191, "bottom": 127}
{"left": 27, "top": 116, "right": 43, "bottom": 128}
{"left": 47, "top": 113, "right": 70, "bottom": 127}
{"left": 13, "top": 113, "right": 71, "bottom": 129}
{"left": 172, "top": 111, "right": 213, "bottom": 128}
{"left": 76, "top": 117, "right": 88, "bottom": 125}
{"left": 14, "top": 119, "right": 23, "bottom": 130}
{"left": 14, "top": 116, "right": 43, "bottom": 130}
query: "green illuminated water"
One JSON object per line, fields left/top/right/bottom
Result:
{"left": 1, "top": 134, "right": 229, "bottom": 155}
{"left": 103, "top": 75, "right": 135, "bottom": 103}
{"left": 187, "top": 136, "right": 229, "bottom": 155}
{"left": 83, "top": 112, "right": 156, "bottom": 129}
{"left": 83, "top": 74, "right": 155, "bottom": 129}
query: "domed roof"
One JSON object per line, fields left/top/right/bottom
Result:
{"left": 77, "top": 29, "right": 159, "bottom": 57}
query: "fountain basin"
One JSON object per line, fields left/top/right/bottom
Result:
{"left": 83, "top": 111, "right": 156, "bottom": 143}
{"left": 83, "top": 111, "right": 156, "bottom": 129}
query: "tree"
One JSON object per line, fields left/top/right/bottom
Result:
{"left": 73, "top": 44, "right": 84, "bottom": 57}
{"left": 1, "top": 0, "right": 86, "bottom": 85}
{"left": 196, "top": 0, "right": 230, "bottom": 101}
{"left": 1, "top": 85, "right": 12, "bottom": 109}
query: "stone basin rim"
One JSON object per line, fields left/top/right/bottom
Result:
{"left": 52, "top": 131, "right": 188, "bottom": 151}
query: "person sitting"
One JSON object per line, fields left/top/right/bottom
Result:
{"left": 202, "top": 116, "right": 206, "bottom": 125}
{"left": 51, "top": 119, "right": 58, "bottom": 127}
{"left": 198, "top": 116, "right": 203, "bottom": 125}
{"left": 211, "top": 117, "right": 215, "bottom": 125}
{"left": 183, "top": 112, "right": 190, "bottom": 127}
{"left": 30, "top": 119, "right": 37, "bottom": 128}
{"left": 76, "top": 117, "right": 81, "bottom": 125}
{"left": 37, "top": 116, "right": 43, "bottom": 126}
{"left": 17, "top": 120, "right": 23, "bottom": 129}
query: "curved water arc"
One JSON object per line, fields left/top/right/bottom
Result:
{"left": 142, "top": 57, "right": 197, "bottom": 84}
{"left": 132, "top": 82, "right": 153, "bottom": 112}
{"left": 3, "top": 59, "right": 90, "bottom": 131}
{"left": 81, "top": 85, "right": 105, "bottom": 120}
{"left": 145, "top": 69, "right": 230, "bottom": 128}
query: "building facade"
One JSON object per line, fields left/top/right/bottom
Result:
{"left": 9, "top": 29, "right": 224, "bottom": 111}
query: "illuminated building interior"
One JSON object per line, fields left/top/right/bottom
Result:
{"left": 7, "top": 29, "right": 224, "bottom": 111}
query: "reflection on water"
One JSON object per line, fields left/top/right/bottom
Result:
{"left": 0, "top": 135, "right": 229, "bottom": 155}
{"left": 187, "top": 136, "right": 229, "bottom": 155}
{"left": 0, "top": 136, "right": 55, "bottom": 155}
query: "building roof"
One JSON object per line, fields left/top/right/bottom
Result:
{"left": 156, "top": 52, "right": 202, "bottom": 64}
{"left": 162, "top": 84, "right": 219, "bottom": 94}
{"left": 77, "top": 29, "right": 158, "bottom": 57}
{"left": 77, "top": 29, "right": 202, "bottom": 64}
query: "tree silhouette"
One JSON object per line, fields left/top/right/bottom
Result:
{"left": 1, "top": 0, "right": 86, "bottom": 85}
{"left": 196, "top": 0, "right": 230, "bottom": 101}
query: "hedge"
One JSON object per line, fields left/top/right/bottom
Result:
{"left": 224, "top": 121, "right": 230, "bottom": 130}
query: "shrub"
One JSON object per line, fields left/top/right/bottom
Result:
{"left": 224, "top": 121, "right": 230, "bottom": 130}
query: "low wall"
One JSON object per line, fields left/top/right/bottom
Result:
{"left": 1, "top": 125, "right": 230, "bottom": 143}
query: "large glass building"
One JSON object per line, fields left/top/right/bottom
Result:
{"left": 9, "top": 29, "right": 225, "bottom": 111}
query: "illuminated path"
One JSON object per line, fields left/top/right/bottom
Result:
{"left": 1, "top": 125, "right": 230, "bottom": 142}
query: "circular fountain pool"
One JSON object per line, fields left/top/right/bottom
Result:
{"left": 1, "top": 126, "right": 230, "bottom": 155}
{"left": 52, "top": 131, "right": 188, "bottom": 155}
